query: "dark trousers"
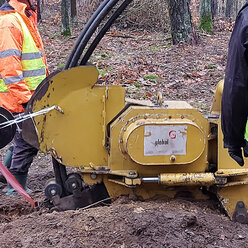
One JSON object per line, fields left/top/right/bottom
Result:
{"left": 9, "top": 122, "right": 38, "bottom": 176}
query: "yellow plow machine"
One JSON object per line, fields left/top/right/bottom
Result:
{"left": 1, "top": 0, "right": 248, "bottom": 224}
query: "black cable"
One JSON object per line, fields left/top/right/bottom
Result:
{"left": 80, "top": 0, "right": 133, "bottom": 65}
{"left": 65, "top": 0, "right": 111, "bottom": 69}
{"left": 65, "top": 0, "right": 120, "bottom": 69}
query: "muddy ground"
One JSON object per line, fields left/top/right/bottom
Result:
{"left": 1, "top": 2, "right": 248, "bottom": 248}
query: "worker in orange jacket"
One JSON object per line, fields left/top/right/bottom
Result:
{"left": 0, "top": 0, "right": 49, "bottom": 194}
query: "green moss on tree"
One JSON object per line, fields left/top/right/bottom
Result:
{"left": 61, "top": 28, "right": 71, "bottom": 36}
{"left": 199, "top": 15, "right": 213, "bottom": 33}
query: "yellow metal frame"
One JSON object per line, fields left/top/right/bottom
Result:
{"left": 28, "top": 68, "right": 248, "bottom": 221}
{"left": 31, "top": 66, "right": 125, "bottom": 166}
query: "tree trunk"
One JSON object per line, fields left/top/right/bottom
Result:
{"left": 168, "top": 0, "right": 196, "bottom": 44}
{"left": 61, "top": 0, "right": 71, "bottom": 36}
{"left": 70, "top": 0, "right": 78, "bottom": 25}
{"left": 225, "top": 0, "right": 234, "bottom": 18}
{"left": 37, "top": 0, "right": 42, "bottom": 23}
{"left": 41, "top": 0, "right": 45, "bottom": 12}
{"left": 211, "top": 0, "right": 218, "bottom": 19}
{"left": 199, "top": 0, "right": 213, "bottom": 33}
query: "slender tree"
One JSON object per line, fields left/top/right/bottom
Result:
{"left": 70, "top": 0, "right": 78, "bottom": 25}
{"left": 37, "top": 0, "right": 42, "bottom": 23}
{"left": 61, "top": 0, "right": 71, "bottom": 36}
{"left": 41, "top": 0, "right": 45, "bottom": 12}
{"left": 211, "top": 0, "right": 218, "bottom": 19}
{"left": 168, "top": 0, "right": 196, "bottom": 44}
{"left": 199, "top": 0, "right": 213, "bottom": 33}
{"left": 226, "top": 0, "right": 235, "bottom": 18}
{"left": 216, "top": 0, "right": 246, "bottom": 19}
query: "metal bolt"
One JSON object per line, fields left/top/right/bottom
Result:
{"left": 91, "top": 173, "right": 97, "bottom": 180}
{"left": 170, "top": 155, "right": 176, "bottom": 162}
{"left": 71, "top": 183, "right": 77, "bottom": 189}
{"left": 238, "top": 201, "right": 245, "bottom": 208}
{"left": 129, "top": 171, "right": 135, "bottom": 175}
{"left": 50, "top": 189, "right": 56, "bottom": 196}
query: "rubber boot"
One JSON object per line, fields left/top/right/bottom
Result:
{"left": 6, "top": 173, "right": 31, "bottom": 195}
{"left": 0, "top": 146, "right": 13, "bottom": 184}
{"left": 3, "top": 146, "right": 13, "bottom": 168}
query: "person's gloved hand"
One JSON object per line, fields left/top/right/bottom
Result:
{"left": 228, "top": 141, "right": 248, "bottom": 166}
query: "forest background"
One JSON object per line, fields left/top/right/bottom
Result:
{"left": 0, "top": 0, "right": 245, "bottom": 113}
{"left": 1, "top": 1, "right": 248, "bottom": 247}
{"left": 11, "top": 0, "right": 242, "bottom": 114}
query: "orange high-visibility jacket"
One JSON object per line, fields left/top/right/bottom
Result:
{"left": 0, "top": 0, "right": 48, "bottom": 113}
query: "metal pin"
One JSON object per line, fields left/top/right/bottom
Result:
{"left": 54, "top": 106, "right": 64, "bottom": 114}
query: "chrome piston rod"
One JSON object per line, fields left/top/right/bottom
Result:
{"left": 142, "top": 177, "right": 159, "bottom": 183}
{"left": 142, "top": 173, "right": 216, "bottom": 186}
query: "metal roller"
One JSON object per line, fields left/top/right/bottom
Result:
{"left": 44, "top": 178, "right": 63, "bottom": 200}
{"left": 0, "top": 107, "right": 16, "bottom": 149}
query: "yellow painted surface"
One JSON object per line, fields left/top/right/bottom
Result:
{"left": 210, "top": 79, "right": 223, "bottom": 115}
{"left": 109, "top": 106, "right": 210, "bottom": 174}
{"left": 217, "top": 185, "right": 248, "bottom": 220}
{"left": 122, "top": 119, "right": 205, "bottom": 165}
{"left": 104, "top": 176, "right": 209, "bottom": 200}
{"left": 218, "top": 119, "right": 248, "bottom": 170}
{"left": 31, "top": 66, "right": 125, "bottom": 167}
{"left": 160, "top": 173, "right": 215, "bottom": 186}
{"left": 29, "top": 66, "right": 248, "bottom": 220}
{"left": 215, "top": 169, "right": 248, "bottom": 177}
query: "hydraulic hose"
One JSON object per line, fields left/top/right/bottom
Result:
{"left": 80, "top": 0, "right": 133, "bottom": 65}
{"left": 65, "top": 0, "right": 120, "bottom": 69}
{"left": 65, "top": 0, "right": 111, "bottom": 69}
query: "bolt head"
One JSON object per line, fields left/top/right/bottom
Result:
{"left": 50, "top": 189, "right": 56, "bottom": 196}
{"left": 90, "top": 173, "right": 97, "bottom": 179}
{"left": 238, "top": 202, "right": 245, "bottom": 208}
{"left": 71, "top": 183, "right": 77, "bottom": 189}
{"left": 170, "top": 155, "right": 176, "bottom": 162}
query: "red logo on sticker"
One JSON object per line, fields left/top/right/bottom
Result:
{"left": 169, "top": 130, "right": 177, "bottom": 139}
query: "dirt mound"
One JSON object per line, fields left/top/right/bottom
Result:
{"left": 0, "top": 198, "right": 248, "bottom": 248}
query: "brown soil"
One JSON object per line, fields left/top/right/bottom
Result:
{"left": 1, "top": 2, "right": 248, "bottom": 248}
{"left": 1, "top": 191, "right": 248, "bottom": 248}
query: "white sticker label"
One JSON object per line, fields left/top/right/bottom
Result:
{"left": 144, "top": 125, "right": 187, "bottom": 156}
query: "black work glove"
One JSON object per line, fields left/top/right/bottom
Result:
{"left": 228, "top": 141, "right": 248, "bottom": 166}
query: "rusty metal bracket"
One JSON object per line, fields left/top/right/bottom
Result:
{"left": 50, "top": 183, "right": 110, "bottom": 211}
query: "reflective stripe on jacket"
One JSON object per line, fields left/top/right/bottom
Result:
{"left": 0, "top": 12, "right": 46, "bottom": 93}
{"left": 0, "top": 0, "right": 48, "bottom": 113}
